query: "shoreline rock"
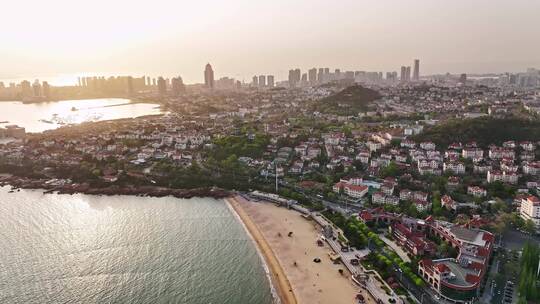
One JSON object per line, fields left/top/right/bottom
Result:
{"left": 0, "top": 176, "right": 230, "bottom": 199}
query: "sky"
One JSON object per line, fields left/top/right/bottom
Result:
{"left": 1, "top": 0, "right": 540, "bottom": 84}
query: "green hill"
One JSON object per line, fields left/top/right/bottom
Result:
{"left": 314, "top": 85, "right": 381, "bottom": 115}
{"left": 413, "top": 117, "right": 540, "bottom": 147}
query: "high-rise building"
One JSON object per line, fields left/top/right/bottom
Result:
{"left": 171, "top": 77, "right": 185, "bottom": 95}
{"left": 32, "top": 80, "right": 42, "bottom": 97}
{"left": 157, "top": 77, "right": 167, "bottom": 96}
{"left": 288, "top": 69, "right": 301, "bottom": 87}
{"left": 258, "top": 75, "right": 266, "bottom": 87}
{"left": 324, "top": 68, "right": 330, "bottom": 74}
{"left": 252, "top": 76, "right": 258, "bottom": 87}
{"left": 42, "top": 81, "right": 50, "bottom": 99}
{"left": 459, "top": 73, "right": 467, "bottom": 84}
{"left": 318, "top": 68, "right": 324, "bottom": 82}
{"left": 267, "top": 75, "right": 274, "bottom": 87}
{"left": 204, "top": 63, "right": 214, "bottom": 89}
{"left": 335, "top": 69, "right": 341, "bottom": 80}
{"left": 308, "top": 68, "right": 317, "bottom": 84}
{"left": 400, "top": 66, "right": 411, "bottom": 82}
{"left": 301, "top": 73, "right": 307, "bottom": 82}
{"left": 413, "top": 59, "right": 420, "bottom": 81}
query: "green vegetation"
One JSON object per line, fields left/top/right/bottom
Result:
{"left": 314, "top": 85, "right": 381, "bottom": 115}
{"left": 210, "top": 134, "right": 269, "bottom": 161}
{"left": 413, "top": 117, "right": 540, "bottom": 147}
{"left": 517, "top": 242, "right": 540, "bottom": 303}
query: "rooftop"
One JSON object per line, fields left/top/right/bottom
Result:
{"left": 449, "top": 226, "right": 487, "bottom": 247}
{"left": 438, "top": 259, "right": 479, "bottom": 288}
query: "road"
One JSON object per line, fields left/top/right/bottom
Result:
{"left": 278, "top": 180, "right": 363, "bottom": 215}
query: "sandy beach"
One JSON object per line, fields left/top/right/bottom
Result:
{"left": 228, "top": 195, "right": 367, "bottom": 304}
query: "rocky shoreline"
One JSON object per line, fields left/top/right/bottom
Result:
{"left": 0, "top": 176, "right": 230, "bottom": 199}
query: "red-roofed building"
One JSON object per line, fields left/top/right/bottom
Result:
{"left": 333, "top": 180, "right": 368, "bottom": 199}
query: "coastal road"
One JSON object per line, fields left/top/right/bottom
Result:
{"left": 278, "top": 180, "right": 362, "bottom": 215}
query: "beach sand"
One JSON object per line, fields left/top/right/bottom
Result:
{"left": 228, "top": 196, "right": 366, "bottom": 304}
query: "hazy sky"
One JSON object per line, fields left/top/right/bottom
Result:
{"left": 1, "top": 0, "right": 540, "bottom": 84}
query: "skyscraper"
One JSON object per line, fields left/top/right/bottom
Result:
{"left": 301, "top": 73, "right": 307, "bottom": 83}
{"left": 252, "top": 76, "right": 259, "bottom": 87}
{"left": 308, "top": 68, "right": 317, "bottom": 84}
{"left": 413, "top": 59, "right": 420, "bottom": 81}
{"left": 258, "top": 75, "right": 266, "bottom": 87}
{"left": 267, "top": 75, "right": 274, "bottom": 87}
{"left": 204, "top": 63, "right": 214, "bottom": 89}
{"left": 318, "top": 68, "right": 324, "bottom": 82}
{"left": 157, "top": 77, "right": 167, "bottom": 96}
{"left": 400, "top": 66, "right": 411, "bottom": 82}
{"left": 171, "top": 77, "right": 185, "bottom": 95}
{"left": 20, "top": 80, "right": 32, "bottom": 98}
{"left": 335, "top": 69, "right": 341, "bottom": 80}
{"left": 32, "top": 80, "right": 42, "bottom": 97}
{"left": 288, "top": 69, "right": 301, "bottom": 87}
{"left": 42, "top": 81, "right": 50, "bottom": 99}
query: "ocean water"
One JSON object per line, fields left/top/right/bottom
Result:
{"left": 0, "top": 98, "right": 162, "bottom": 133}
{"left": 0, "top": 187, "right": 273, "bottom": 304}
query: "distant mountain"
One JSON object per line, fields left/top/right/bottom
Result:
{"left": 314, "top": 85, "right": 381, "bottom": 115}
{"left": 412, "top": 117, "right": 540, "bottom": 148}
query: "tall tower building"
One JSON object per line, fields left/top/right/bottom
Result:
{"left": 413, "top": 59, "right": 420, "bottom": 81}
{"left": 400, "top": 66, "right": 407, "bottom": 82}
{"left": 42, "top": 81, "right": 50, "bottom": 99}
{"left": 252, "top": 76, "right": 259, "bottom": 87}
{"left": 258, "top": 75, "right": 266, "bottom": 87}
{"left": 157, "top": 77, "right": 167, "bottom": 96}
{"left": 301, "top": 73, "right": 308, "bottom": 85}
{"left": 318, "top": 68, "right": 324, "bottom": 82}
{"left": 401, "top": 66, "right": 411, "bottom": 82}
{"left": 288, "top": 69, "right": 301, "bottom": 87}
{"left": 204, "top": 63, "right": 214, "bottom": 89}
{"left": 335, "top": 69, "right": 341, "bottom": 80}
{"left": 308, "top": 68, "right": 317, "bottom": 84}
{"left": 32, "top": 80, "right": 42, "bottom": 97}
{"left": 267, "top": 75, "right": 274, "bottom": 87}
{"left": 171, "top": 77, "right": 185, "bottom": 95}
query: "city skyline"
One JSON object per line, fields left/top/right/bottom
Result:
{"left": 1, "top": 0, "right": 540, "bottom": 83}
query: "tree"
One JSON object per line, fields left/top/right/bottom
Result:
{"left": 380, "top": 162, "right": 400, "bottom": 178}
{"left": 524, "top": 219, "right": 536, "bottom": 235}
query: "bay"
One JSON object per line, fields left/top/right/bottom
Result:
{"left": 0, "top": 187, "right": 273, "bottom": 304}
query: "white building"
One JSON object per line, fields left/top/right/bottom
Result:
{"left": 520, "top": 196, "right": 540, "bottom": 229}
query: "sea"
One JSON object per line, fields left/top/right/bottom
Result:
{"left": 0, "top": 186, "right": 274, "bottom": 304}
{"left": 0, "top": 98, "right": 162, "bottom": 133}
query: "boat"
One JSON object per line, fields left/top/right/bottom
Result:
{"left": 71, "top": 107, "right": 78, "bottom": 111}
{"left": 39, "top": 119, "right": 54, "bottom": 124}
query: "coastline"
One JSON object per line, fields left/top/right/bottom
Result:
{"left": 227, "top": 195, "right": 363, "bottom": 304}
{"left": 226, "top": 196, "right": 298, "bottom": 304}
{"left": 0, "top": 176, "right": 229, "bottom": 199}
